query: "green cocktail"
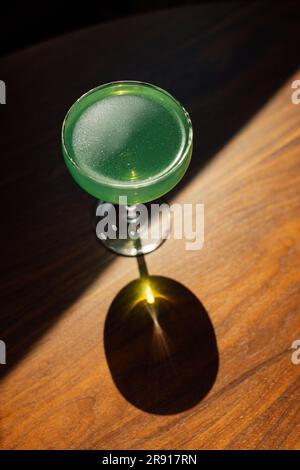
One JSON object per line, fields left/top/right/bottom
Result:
{"left": 62, "top": 81, "right": 193, "bottom": 255}
{"left": 62, "top": 82, "right": 192, "bottom": 205}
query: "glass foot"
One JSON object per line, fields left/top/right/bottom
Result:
{"left": 95, "top": 200, "right": 170, "bottom": 256}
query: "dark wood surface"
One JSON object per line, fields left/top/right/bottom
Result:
{"left": 1, "top": 3, "right": 300, "bottom": 450}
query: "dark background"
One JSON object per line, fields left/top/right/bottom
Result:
{"left": 0, "top": 0, "right": 204, "bottom": 57}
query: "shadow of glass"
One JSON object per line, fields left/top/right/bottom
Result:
{"left": 104, "top": 275, "right": 219, "bottom": 415}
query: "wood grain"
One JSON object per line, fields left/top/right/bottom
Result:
{"left": 0, "top": 3, "right": 300, "bottom": 450}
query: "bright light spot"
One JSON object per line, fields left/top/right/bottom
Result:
{"left": 114, "top": 90, "right": 127, "bottom": 95}
{"left": 145, "top": 284, "right": 155, "bottom": 304}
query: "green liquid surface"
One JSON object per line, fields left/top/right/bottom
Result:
{"left": 62, "top": 82, "right": 192, "bottom": 204}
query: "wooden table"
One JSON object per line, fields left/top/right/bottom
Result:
{"left": 1, "top": 3, "right": 300, "bottom": 450}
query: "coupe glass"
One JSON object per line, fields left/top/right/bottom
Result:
{"left": 62, "top": 81, "right": 193, "bottom": 256}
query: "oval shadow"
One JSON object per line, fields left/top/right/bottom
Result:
{"left": 104, "top": 276, "right": 219, "bottom": 415}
